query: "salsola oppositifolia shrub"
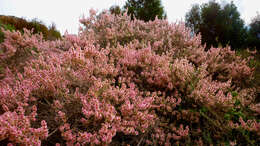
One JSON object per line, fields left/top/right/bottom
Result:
{"left": 0, "top": 10, "right": 259, "bottom": 145}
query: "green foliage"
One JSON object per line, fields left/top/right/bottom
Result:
{"left": 224, "top": 108, "right": 245, "bottom": 121}
{"left": 185, "top": 1, "right": 247, "bottom": 50}
{"left": 231, "top": 91, "right": 238, "bottom": 97}
{"left": 30, "top": 18, "right": 48, "bottom": 36}
{"left": 200, "top": 106, "right": 208, "bottom": 113}
{"left": 202, "top": 131, "right": 213, "bottom": 144}
{"left": 185, "top": 4, "right": 201, "bottom": 35}
{"left": 123, "top": 0, "right": 166, "bottom": 21}
{"left": 247, "top": 13, "right": 260, "bottom": 49}
{"left": 46, "top": 23, "right": 61, "bottom": 40}
{"left": 0, "top": 20, "right": 16, "bottom": 43}
{"left": 0, "top": 15, "right": 61, "bottom": 40}
{"left": 109, "top": 5, "right": 122, "bottom": 16}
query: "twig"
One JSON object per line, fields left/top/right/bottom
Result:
{"left": 137, "top": 137, "right": 144, "bottom": 146}
{"left": 47, "top": 128, "right": 59, "bottom": 138}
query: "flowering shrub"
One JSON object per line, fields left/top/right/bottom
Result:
{"left": 0, "top": 10, "right": 259, "bottom": 145}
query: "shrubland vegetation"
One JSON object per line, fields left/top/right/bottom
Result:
{"left": 0, "top": 0, "right": 259, "bottom": 145}
{"left": 0, "top": 15, "right": 61, "bottom": 41}
{"left": 0, "top": 8, "right": 259, "bottom": 145}
{"left": 111, "top": 0, "right": 260, "bottom": 51}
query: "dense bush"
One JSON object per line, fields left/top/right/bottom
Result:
{"left": 0, "top": 21, "right": 15, "bottom": 43}
{"left": 0, "top": 15, "right": 61, "bottom": 40}
{"left": 0, "top": 10, "right": 259, "bottom": 145}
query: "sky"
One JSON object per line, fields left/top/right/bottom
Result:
{"left": 0, "top": 0, "right": 259, "bottom": 35}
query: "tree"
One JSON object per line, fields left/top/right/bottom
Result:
{"left": 247, "top": 12, "right": 260, "bottom": 49}
{"left": 123, "top": 0, "right": 166, "bottom": 22}
{"left": 220, "top": 2, "right": 247, "bottom": 49}
{"left": 109, "top": 5, "right": 122, "bottom": 16}
{"left": 185, "top": 1, "right": 247, "bottom": 50}
{"left": 47, "top": 22, "right": 61, "bottom": 40}
{"left": 185, "top": 4, "right": 201, "bottom": 35}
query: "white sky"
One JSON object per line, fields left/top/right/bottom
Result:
{"left": 0, "top": 0, "right": 259, "bottom": 34}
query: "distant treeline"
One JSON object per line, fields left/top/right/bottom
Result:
{"left": 185, "top": 1, "right": 260, "bottom": 50}
{"left": 0, "top": 15, "right": 61, "bottom": 41}
{"left": 111, "top": 0, "right": 260, "bottom": 51}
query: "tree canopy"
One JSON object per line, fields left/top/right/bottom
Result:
{"left": 109, "top": 5, "right": 122, "bottom": 16}
{"left": 247, "top": 13, "right": 260, "bottom": 49}
{"left": 185, "top": 1, "right": 247, "bottom": 50}
{"left": 123, "top": 0, "right": 166, "bottom": 22}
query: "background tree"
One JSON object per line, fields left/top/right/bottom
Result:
{"left": 185, "top": 4, "right": 201, "bottom": 35}
{"left": 123, "top": 0, "right": 166, "bottom": 22}
{"left": 109, "top": 5, "right": 122, "bottom": 16}
{"left": 220, "top": 2, "right": 247, "bottom": 49}
{"left": 247, "top": 12, "right": 260, "bottom": 49}
{"left": 46, "top": 22, "right": 61, "bottom": 40}
{"left": 185, "top": 1, "right": 247, "bottom": 50}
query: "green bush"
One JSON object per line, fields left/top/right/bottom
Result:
{"left": 0, "top": 20, "right": 15, "bottom": 43}
{"left": 0, "top": 15, "right": 61, "bottom": 40}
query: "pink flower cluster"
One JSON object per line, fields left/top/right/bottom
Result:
{"left": 229, "top": 117, "right": 260, "bottom": 136}
{"left": 0, "top": 9, "right": 258, "bottom": 145}
{"left": 0, "top": 106, "right": 48, "bottom": 145}
{"left": 0, "top": 29, "right": 43, "bottom": 59}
